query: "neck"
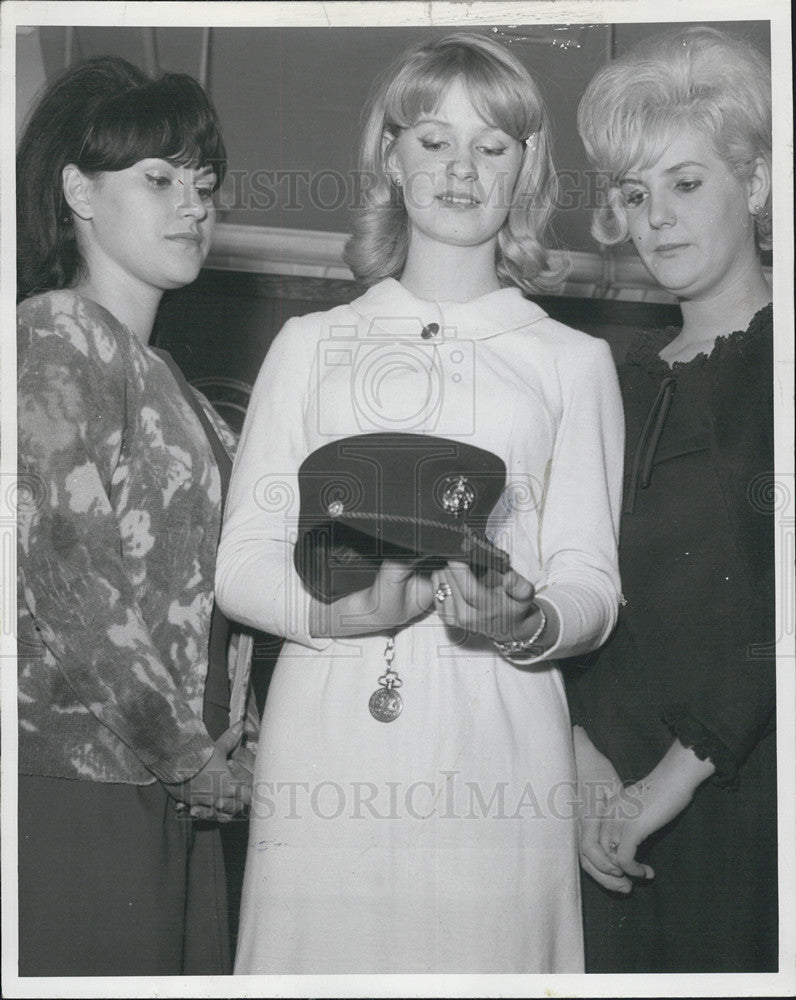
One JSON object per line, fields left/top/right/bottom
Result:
{"left": 399, "top": 233, "right": 501, "bottom": 302}
{"left": 660, "top": 259, "right": 771, "bottom": 365}
{"left": 72, "top": 253, "right": 162, "bottom": 344}
{"left": 678, "top": 261, "right": 771, "bottom": 344}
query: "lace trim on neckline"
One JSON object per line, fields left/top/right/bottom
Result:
{"left": 624, "top": 302, "right": 772, "bottom": 378}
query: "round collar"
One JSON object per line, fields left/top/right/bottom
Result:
{"left": 348, "top": 277, "right": 549, "bottom": 341}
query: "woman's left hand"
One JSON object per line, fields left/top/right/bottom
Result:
{"left": 594, "top": 739, "right": 716, "bottom": 880}
{"left": 430, "top": 561, "right": 539, "bottom": 643}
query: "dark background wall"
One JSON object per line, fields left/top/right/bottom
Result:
{"left": 33, "top": 21, "right": 770, "bottom": 252}
{"left": 19, "top": 20, "right": 767, "bottom": 403}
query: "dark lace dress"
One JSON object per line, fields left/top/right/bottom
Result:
{"left": 565, "top": 304, "right": 777, "bottom": 973}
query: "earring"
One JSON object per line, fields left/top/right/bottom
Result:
{"left": 751, "top": 204, "right": 761, "bottom": 215}
{"left": 393, "top": 176, "right": 402, "bottom": 187}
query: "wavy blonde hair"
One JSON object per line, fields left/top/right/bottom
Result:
{"left": 577, "top": 26, "right": 772, "bottom": 250}
{"left": 344, "top": 32, "right": 568, "bottom": 293}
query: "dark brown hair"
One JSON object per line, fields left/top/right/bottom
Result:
{"left": 17, "top": 56, "right": 227, "bottom": 301}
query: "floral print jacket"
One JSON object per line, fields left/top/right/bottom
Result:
{"left": 17, "top": 290, "right": 250, "bottom": 784}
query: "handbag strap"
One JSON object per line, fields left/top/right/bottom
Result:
{"left": 151, "top": 347, "right": 233, "bottom": 738}
{"left": 151, "top": 347, "right": 232, "bottom": 495}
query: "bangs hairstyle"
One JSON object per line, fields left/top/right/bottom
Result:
{"left": 76, "top": 75, "right": 227, "bottom": 180}
{"left": 17, "top": 56, "right": 227, "bottom": 301}
{"left": 577, "top": 26, "right": 772, "bottom": 249}
{"left": 344, "top": 31, "right": 568, "bottom": 294}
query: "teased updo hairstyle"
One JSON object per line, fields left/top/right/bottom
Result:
{"left": 344, "top": 31, "right": 567, "bottom": 294}
{"left": 577, "top": 26, "right": 772, "bottom": 250}
{"left": 17, "top": 56, "right": 227, "bottom": 301}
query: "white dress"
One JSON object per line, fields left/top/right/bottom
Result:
{"left": 216, "top": 278, "right": 624, "bottom": 974}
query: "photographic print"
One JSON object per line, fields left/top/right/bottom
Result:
{"left": 1, "top": 2, "right": 793, "bottom": 997}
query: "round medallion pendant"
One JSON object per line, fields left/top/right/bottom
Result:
{"left": 369, "top": 686, "right": 403, "bottom": 723}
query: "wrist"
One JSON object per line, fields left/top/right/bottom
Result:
{"left": 632, "top": 741, "right": 716, "bottom": 825}
{"left": 404, "top": 574, "right": 434, "bottom": 621}
{"left": 492, "top": 602, "right": 547, "bottom": 658}
{"left": 161, "top": 742, "right": 215, "bottom": 788}
{"left": 658, "top": 739, "right": 717, "bottom": 790}
{"left": 309, "top": 587, "right": 376, "bottom": 637}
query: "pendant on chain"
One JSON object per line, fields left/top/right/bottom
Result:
{"left": 369, "top": 634, "right": 403, "bottom": 722}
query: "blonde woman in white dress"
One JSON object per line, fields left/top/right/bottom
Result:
{"left": 217, "top": 31, "right": 624, "bottom": 974}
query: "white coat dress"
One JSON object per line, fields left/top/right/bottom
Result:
{"left": 216, "top": 277, "right": 624, "bottom": 974}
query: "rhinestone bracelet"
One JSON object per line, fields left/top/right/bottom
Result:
{"left": 492, "top": 604, "right": 547, "bottom": 659}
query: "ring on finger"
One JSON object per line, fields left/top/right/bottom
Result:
{"left": 607, "top": 840, "right": 619, "bottom": 853}
{"left": 435, "top": 582, "right": 452, "bottom": 603}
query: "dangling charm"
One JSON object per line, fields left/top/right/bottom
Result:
{"left": 368, "top": 634, "right": 403, "bottom": 722}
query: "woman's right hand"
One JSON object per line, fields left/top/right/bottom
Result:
{"left": 309, "top": 557, "right": 435, "bottom": 638}
{"left": 368, "top": 558, "right": 435, "bottom": 628}
{"left": 164, "top": 723, "right": 252, "bottom": 820}
{"left": 572, "top": 725, "right": 652, "bottom": 893}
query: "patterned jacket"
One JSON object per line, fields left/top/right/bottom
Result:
{"left": 17, "top": 290, "right": 251, "bottom": 784}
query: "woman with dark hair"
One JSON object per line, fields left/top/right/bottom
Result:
{"left": 16, "top": 56, "right": 255, "bottom": 976}
{"left": 217, "top": 32, "right": 624, "bottom": 973}
{"left": 566, "top": 26, "right": 777, "bottom": 972}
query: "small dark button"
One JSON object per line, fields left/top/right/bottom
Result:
{"left": 420, "top": 322, "right": 440, "bottom": 340}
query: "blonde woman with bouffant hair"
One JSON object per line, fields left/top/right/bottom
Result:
{"left": 566, "top": 25, "right": 776, "bottom": 974}
{"left": 578, "top": 25, "right": 772, "bottom": 250}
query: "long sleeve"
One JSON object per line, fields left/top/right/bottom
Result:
{"left": 660, "top": 489, "right": 775, "bottom": 783}
{"left": 566, "top": 309, "right": 776, "bottom": 787}
{"left": 18, "top": 293, "right": 218, "bottom": 783}
{"left": 661, "top": 311, "right": 776, "bottom": 780}
{"left": 218, "top": 297, "right": 623, "bottom": 667}
{"left": 503, "top": 335, "right": 624, "bottom": 664}
{"left": 215, "top": 317, "right": 333, "bottom": 652}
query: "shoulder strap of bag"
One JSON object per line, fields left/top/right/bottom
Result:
{"left": 151, "top": 346, "right": 235, "bottom": 737}
{"left": 150, "top": 347, "right": 232, "bottom": 495}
